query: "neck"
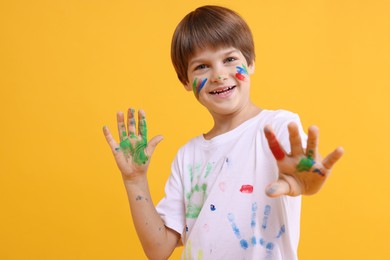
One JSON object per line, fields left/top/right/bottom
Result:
{"left": 204, "top": 102, "right": 262, "bottom": 140}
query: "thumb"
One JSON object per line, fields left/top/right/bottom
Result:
{"left": 145, "top": 135, "right": 164, "bottom": 157}
{"left": 265, "top": 180, "right": 291, "bottom": 198}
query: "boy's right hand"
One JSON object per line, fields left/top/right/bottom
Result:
{"left": 102, "top": 108, "right": 163, "bottom": 184}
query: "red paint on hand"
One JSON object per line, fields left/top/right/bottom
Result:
{"left": 264, "top": 128, "right": 285, "bottom": 161}
{"left": 240, "top": 185, "right": 253, "bottom": 193}
{"left": 235, "top": 73, "right": 245, "bottom": 81}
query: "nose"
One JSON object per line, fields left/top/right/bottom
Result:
{"left": 211, "top": 73, "right": 228, "bottom": 83}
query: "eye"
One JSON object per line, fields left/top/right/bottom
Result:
{"left": 224, "top": 57, "right": 237, "bottom": 63}
{"left": 194, "top": 64, "right": 208, "bottom": 71}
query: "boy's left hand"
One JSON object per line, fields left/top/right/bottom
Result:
{"left": 264, "top": 122, "right": 344, "bottom": 197}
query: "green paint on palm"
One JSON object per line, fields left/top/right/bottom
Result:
{"left": 119, "top": 138, "right": 134, "bottom": 155}
{"left": 296, "top": 150, "right": 315, "bottom": 172}
{"left": 119, "top": 117, "right": 148, "bottom": 165}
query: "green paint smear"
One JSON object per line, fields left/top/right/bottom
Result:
{"left": 296, "top": 155, "right": 315, "bottom": 172}
{"left": 192, "top": 77, "right": 198, "bottom": 96}
{"left": 204, "top": 162, "right": 212, "bottom": 178}
{"left": 186, "top": 203, "right": 202, "bottom": 219}
{"left": 119, "top": 118, "right": 148, "bottom": 165}
{"left": 184, "top": 163, "right": 211, "bottom": 219}
{"left": 242, "top": 64, "right": 248, "bottom": 74}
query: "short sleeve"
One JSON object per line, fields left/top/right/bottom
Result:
{"left": 155, "top": 152, "right": 186, "bottom": 237}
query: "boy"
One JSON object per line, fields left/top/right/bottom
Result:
{"left": 103, "top": 5, "right": 343, "bottom": 259}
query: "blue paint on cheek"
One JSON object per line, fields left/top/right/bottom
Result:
{"left": 197, "top": 78, "right": 207, "bottom": 93}
{"left": 236, "top": 66, "right": 245, "bottom": 74}
{"left": 210, "top": 204, "right": 216, "bottom": 211}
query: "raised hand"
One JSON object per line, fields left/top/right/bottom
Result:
{"left": 103, "top": 108, "right": 163, "bottom": 183}
{"left": 264, "top": 122, "right": 344, "bottom": 197}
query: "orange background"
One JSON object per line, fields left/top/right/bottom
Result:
{"left": 1, "top": 0, "right": 389, "bottom": 259}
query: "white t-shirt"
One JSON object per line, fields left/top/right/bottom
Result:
{"left": 156, "top": 110, "right": 307, "bottom": 260}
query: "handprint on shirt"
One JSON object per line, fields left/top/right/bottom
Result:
{"left": 227, "top": 203, "right": 285, "bottom": 253}
{"left": 185, "top": 162, "right": 213, "bottom": 219}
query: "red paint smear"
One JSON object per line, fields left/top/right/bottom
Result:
{"left": 264, "top": 130, "right": 285, "bottom": 161}
{"left": 235, "top": 73, "right": 245, "bottom": 81}
{"left": 240, "top": 185, "right": 253, "bottom": 193}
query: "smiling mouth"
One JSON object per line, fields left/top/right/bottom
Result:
{"left": 209, "top": 86, "right": 236, "bottom": 95}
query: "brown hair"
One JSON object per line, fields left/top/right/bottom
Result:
{"left": 171, "top": 5, "right": 255, "bottom": 85}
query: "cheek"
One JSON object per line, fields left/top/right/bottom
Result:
{"left": 235, "top": 64, "right": 249, "bottom": 81}
{"left": 235, "top": 73, "right": 246, "bottom": 81}
{"left": 192, "top": 77, "right": 208, "bottom": 95}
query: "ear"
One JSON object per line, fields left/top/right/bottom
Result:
{"left": 184, "top": 82, "right": 192, "bottom": 92}
{"left": 247, "top": 61, "right": 255, "bottom": 75}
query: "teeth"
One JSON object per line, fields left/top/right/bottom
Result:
{"left": 210, "top": 86, "right": 235, "bottom": 94}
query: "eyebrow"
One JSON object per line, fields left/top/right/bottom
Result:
{"left": 189, "top": 49, "right": 240, "bottom": 67}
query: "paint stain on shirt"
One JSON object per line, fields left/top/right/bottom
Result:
{"left": 239, "top": 184, "right": 253, "bottom": 193}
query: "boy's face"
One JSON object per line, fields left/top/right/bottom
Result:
{"left": 185, "top": 46, "right": 255, "bottom": 116}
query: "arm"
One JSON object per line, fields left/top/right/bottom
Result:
{"left": 264, "top": 122, "right": 344, "bottom": 197}
{"left": 103, "top": 108, "right": 180, "bottom": 260}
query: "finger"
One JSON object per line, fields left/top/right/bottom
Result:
{"left": 322, "top": 147, "right": 344, "bottom": 170}
{"left": 264, "top": 125, "right": 286, "bottom": 161}
{"left": 145, "top": 135, "right": 164, "bottom": 158}
{"left": 102, "top": 126, "right": 120, "bottom": 153}
{"left": 288, "top": 122, "right": 304, "bottom": 156}
{"left": 117, "top": 111, "right": 127, "bottom": 141}
{"left": 306, "top": 125, "right": 319, "bottom": 158}
{"left": 138, "top": 109, "right": 148, "bottom": 142}
{"left": 265, "top": 180, "right": 291, "bottom": 198}
{"left": 127, "top": 108, "right": 136, "bottom": 138}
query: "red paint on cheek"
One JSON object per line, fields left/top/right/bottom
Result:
{"left": 240, "top": 185, "right": 253, "bottom": 193}
{"left": 235, "top": 73, "right": 245, "bottom": 81}
{"left": 265, "top": 130, "right": 285, "bottom": 161}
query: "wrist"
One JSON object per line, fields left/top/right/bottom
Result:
{"left": 122, "top": 174, "right": 149, "bottom": 191}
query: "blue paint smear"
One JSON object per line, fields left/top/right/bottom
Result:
{"left": 259, "top": 238, "right": 266, "bottom": 246}
{"left": 210, "top": 204, "right": 216, "bottom": 211}
{"left": 240, "top": 239, "right": 249, "bottom": 249}
{"left": 236, "top": 66, "right": 247, "bottom": 75}
{"left": 251, "top": 236, "right": 257, "bottom": 245}
{"left": 228, "top": 213, "right": 241, "bottom": 239}
{"left": 266, "top": 242, "right": 274, "bottom": 251}
{"left": 262, "top": 205, "right": 271, "bottom": 230}
{"left": 313, "top": 168, "right": 325, "bottom": 176}
{"left": 251, "top": 202, "right": 258, "bottom": 228}
{"left": 197, "top": 78, "right": 207, "bottom": 93}
{"left": 276, "top": 225, "right": 286, "bottom": 238}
